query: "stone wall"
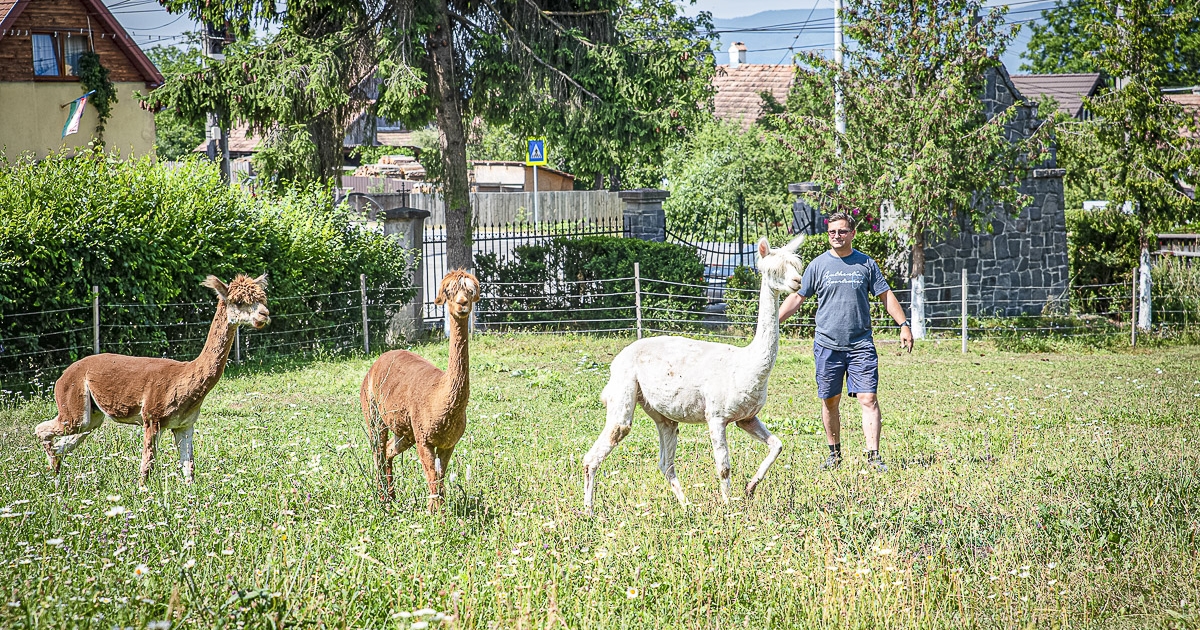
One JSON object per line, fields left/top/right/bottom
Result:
{"left": 921, "top": 67, "right": 1070, "bottom": 319}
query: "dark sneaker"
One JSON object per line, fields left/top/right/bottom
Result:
{"left": 867, "top": 452, "right": 888, "bottom": 472}
{"left": 820, "top": 452, "right": 843, "bottom": 470}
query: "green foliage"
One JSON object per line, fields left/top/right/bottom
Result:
{"left": 77, "top": 52, "right": 117, "bottom": 144}
{"left": 1067, "top": 0, "right": 1200, "bottom": 239}
{"left": 663, "top": 119, "right": 811, "bottom": 242}
{"left": 1151, "top": 256, "right": 1200, "bottom": 327}
{"left": 145, "top": 44, "right": 205, "bottom": 161}
{"left": 1020, "top": 0, "right": 1200, "bottom": 85}
{"left": 776, "top": 0, "right": 1047, "bottom": 277}
{"left": 1065, "top": 207, "right": 1140, "bottom": 317}
{"left": 474, "top": 236, "right": 704, "bottom": 327}
{"left": 0, "top": 149, "right": 415, "bottom": 389}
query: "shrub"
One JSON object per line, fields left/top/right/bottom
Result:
{"left": 0, "top": 149, "right": 416, "bottom": 389}
{"left": 1066, "top": 207, "right": 1141, "bottom": 317}
{"left": 1152, "top": 255, "right": 1200, "bottom": 327}
{"left": 475, "top": 236, "right": 705, "bottom": 329}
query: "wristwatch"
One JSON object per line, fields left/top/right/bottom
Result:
{"left": 899, "top": 320, "right": 911, "bottom": 328}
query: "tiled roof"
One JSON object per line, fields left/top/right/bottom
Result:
{"left": 0, "top": 0, "right": 27, "bottom": 31}
{"left": 1009, "top": 73, "right": 1103, "bottom": 118}
{"left": 712, "top": 64, "right": 794, "bottom": 128}
{"left": 1166, "top": 92, "right": 1200, "bottom": 110}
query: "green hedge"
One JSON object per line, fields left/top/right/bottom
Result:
{"left": 475, "top": 236, "right": 705, "bottom": 329}
{"left": 1065, "top": 207, "right": 1141, "bottom": 317}
{"left": 725, "top": 231, "right": 904, "bottom": 329}
{"left": 0, "top": 149, "right": 416, "bottom": 389}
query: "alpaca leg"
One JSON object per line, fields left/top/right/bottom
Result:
{"left": 649, "top": 412, "right": 687, "bottom": 507}
{"left": 434, "top": 445, "right": 456, "bottom": 497}
{"left": 736, "top": 417, "right": 783, "bottom": 498}
{"left": 383, "top": 434, "right": 414, "bottom": 503}
{"left": 35, "top": 416, "right": 67, "bottom": 472}
{"left": 707, "top": 420, "right": 732, "bottom": 504}
{"left": 139, "top": 421, "right": 161, "bottom": 489}
{"left": 371, "top": 426, "right": 392, "bottom": 503}
{"left": 172, "top": 426, "right": 195, "bottom": 484}
{"left": 415, "top": 442, "right": 444, "bottom": 513}
{"left": 583, "top": 389, "right": 636, "bottom": 516}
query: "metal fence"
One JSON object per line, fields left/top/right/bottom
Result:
{"left": 422, "top": 217, "right": 627, "bottom": 321}
{"left": 4, "top": 270, "right": 1198, "bottom": 396}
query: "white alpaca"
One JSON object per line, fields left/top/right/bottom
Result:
{"left": 583, "top": 236, "right": 806, "bottom": 514}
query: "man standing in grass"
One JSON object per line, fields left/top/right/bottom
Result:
{"left": 778, "top": 212, "right": 913, "bottom": 471}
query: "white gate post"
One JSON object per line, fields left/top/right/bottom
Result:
{"left": 1137, "top": 245, "right": 1152, "bottom": 331}
{"left": 910, "top": 275, "right": 926, "bottom": 340}
{"left": 634, "top": 262, "right": 643, "bottom": 339}
{"left": 961, "top": 268, "right": 968, "bottom": 353}
{"left": 1131, "top": 267, "right": 1138, "bottom": 347}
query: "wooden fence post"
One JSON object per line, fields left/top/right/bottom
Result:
{"left": 92, "top": 285, "right": 99, "bottom": 355}
{"left": 961, "top": 268, "right": 968, "bottom": 354}
{"left": 1131, "top": 267, "right": 1138, "bottom": 347}
{"left": 634, "top": 262, "right": 643, "bottom": 340}
{"left": 360, "top": 274, "right": 370, "bottom": 354}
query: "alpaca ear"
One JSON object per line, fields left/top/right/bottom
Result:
{"left": 253, "top": 273, "right": 269, "bottom": 289}
{"left": 780, "top": 234, "right": 807, "bottom": 253}
{"left": 202, "top": 275, "right": 228, "bottom": 300}
{"left": 757, "top": 237, "right": 771, "bottom": 259}
{"left": 434, "top": 288, "right": 447, "bottom": 305}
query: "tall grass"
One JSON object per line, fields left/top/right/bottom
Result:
{"left": 1, "top": 336, "right": 1198, "bottom": 628}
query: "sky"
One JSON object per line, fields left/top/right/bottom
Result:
{"left": 105, "top": 0, "right": 1049, "bottom": 72}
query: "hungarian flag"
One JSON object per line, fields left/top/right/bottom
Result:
{"left": 61, "top": 90, "right": 95, "bottom": 138}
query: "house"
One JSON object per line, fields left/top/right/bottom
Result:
{"left": 470, "top": 161, "right": 574, "bottom": 193}
{"left": 712, "top": 42, "right": 794, "bottom": 129}
{"left": 0, "top": 0, "right": 162, "bottom": 158}
{"left": 1008, "top": 73, "right": 1104, "bottom": 120}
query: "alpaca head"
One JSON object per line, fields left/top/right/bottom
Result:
{"left": 756, "top": 235, "right": 806, "bottom": 296}
{"left": 435, "top": 270, "right": 481, "bottom": 320}
{"left": 203, "top": 274, "right": 271, "bottom": 329}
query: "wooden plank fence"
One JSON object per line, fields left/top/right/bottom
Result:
{"left": 409, "top": 191, "right": 623, "bottom": 225}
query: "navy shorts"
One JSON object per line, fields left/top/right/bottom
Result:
{"left": 814, "top": 343, "right": 879, "bottom": 400}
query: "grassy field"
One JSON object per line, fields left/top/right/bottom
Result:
{"left": 1, "top": 333, "right": 1199, "bottom": 629}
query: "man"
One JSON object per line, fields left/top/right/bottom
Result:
{"left": 778, "top": 212, "right": 913, "bottom": 472}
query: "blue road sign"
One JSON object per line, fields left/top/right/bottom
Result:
{"left": 526, "top": 138, "right": 547, "bottom": 166}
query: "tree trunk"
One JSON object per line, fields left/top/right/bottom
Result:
{"left": 909, "top": 230, "right": 927, "bottom": 340}
{"left": 428, "top": 2, "right": 473, "bottom": 271}
{"left": 309, "top": 114, "right": 342, "bottom": 186}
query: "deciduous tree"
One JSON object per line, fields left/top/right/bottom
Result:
{"left": 774, "top": 0, "right": 1048, "bottom": 338}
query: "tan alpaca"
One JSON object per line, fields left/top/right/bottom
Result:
{"left": 360, "top": 270, "right": 479, "bottom": 512}
{"left": 34, "top": 274, "right": 270, "bottom": 487}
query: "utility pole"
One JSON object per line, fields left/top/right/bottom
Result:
{"left": 833, "top": 0, "right": 846, "bottom": 151}
{"left": 203, "top": 21, "right": 231, "bottom": 184}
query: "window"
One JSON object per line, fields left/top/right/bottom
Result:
{"left": 64, "top": 37, "right": 88, "bottom": 76}
{"left": 32, "top": 34, "right": 59, "bottom": 76}
{"left": 31, "top": 33, "right": 91, "bottom": 77}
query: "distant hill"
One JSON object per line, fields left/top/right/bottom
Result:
{"left": 709, "top": 4, "right": 1054, "bottom": 72}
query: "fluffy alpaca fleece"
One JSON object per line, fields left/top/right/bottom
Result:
{"left": 34, "top": 274, "right": 271, "bottom": 487}
{"left": 360, "top": 270, "right": 480, "bottom": 512}
{"left": 583, "top": 236, "right": 806, "bottom": 514}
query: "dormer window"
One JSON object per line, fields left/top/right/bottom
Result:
{"left": 32, "top": 33, "right": 89, "bottom": 77}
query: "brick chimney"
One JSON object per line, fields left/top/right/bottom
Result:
{"left": 728, "top": 42, "right": 747, "bottom": 68}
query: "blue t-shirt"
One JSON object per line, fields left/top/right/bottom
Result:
{"left": 799, "top": 249, "right": 891, "bottom": 351}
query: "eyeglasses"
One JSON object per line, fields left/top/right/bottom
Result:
{"left": 827, "top": 229, "right": 853, "bottom": 236}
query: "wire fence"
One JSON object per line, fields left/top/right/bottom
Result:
{"left": 4, "top": 270, "right": 1198, "bottom": 395}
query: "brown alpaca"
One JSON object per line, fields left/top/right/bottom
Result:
{"left": 360, "top": 270, "right": 479, "bottom": 511}
{"left": 34, "top": 274, "right": 270, "bottom": 487}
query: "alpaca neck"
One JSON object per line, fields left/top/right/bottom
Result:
{"left": 742, "top": 278, "right": 782, "bottom": 381}
{"left": 437, "top": 314, "right": 471, "bottom": 415}
{"left": 188, "top": 300, "right": 236, "bottom": 394}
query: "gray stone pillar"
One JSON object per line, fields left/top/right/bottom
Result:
{"left": 619, "top": 188, "right": 669, "bottom": 242}
{"left": 788, "top": 182, "right": 823, "bottom": 235}
{"left": 380, "top": 207, "right": 432, "bottom": 344}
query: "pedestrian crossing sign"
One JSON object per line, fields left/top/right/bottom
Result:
{"left": 526, "top": 138, "right": 547, "bottom": 166}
